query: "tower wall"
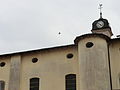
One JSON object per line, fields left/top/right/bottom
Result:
{"left": 8, "top": 54, "right": 21, "bottom": 90}
{"left": 77, "top": 35, "right": 111, "bottom": 90}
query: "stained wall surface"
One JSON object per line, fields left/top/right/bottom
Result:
{"left": 1, "top": 37, "right": 120, "bottom": 90}
{"left": 0, "top": 46, "right": 78, "bottom": 90}
{"left": 77, "top": 36, "right": 111, "bottom": 90}
{"left": 0, "top": 56, "right": 10, "bottom": 90}
{"left": 20, "top": 46, "right": 78, "bottom": 90}
{"left": 109, "top": 40, "right": 120, "bottom": 89}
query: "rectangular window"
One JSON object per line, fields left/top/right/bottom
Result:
{"left": 0, "top": 81, "right": 5, "bottom": 90}
{"left": 66, "top": 74, "right": 76, "bottom": 90}
{"left": 30, "top": 78, "right": 39, "bottom": 90}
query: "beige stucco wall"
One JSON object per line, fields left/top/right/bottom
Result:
{"left": 1, "top": 35, "right": 120, "bottom": 90}
{"left": 20, "top": 46, "right": 78, "bottom": 90}
{"left": 77, "top": 36, "right": 111, "bottom": 90}
{"left": 109, "top": 40, "right": 120, "bottom": 89}
{"left": 8, "top": 55, "right": 21, "bottom": 90}
{"left": 0, "top": 46, "right": 78, "bottom": 90}
{"left": 0, "top": 56, "right": 10, "bottom": 90}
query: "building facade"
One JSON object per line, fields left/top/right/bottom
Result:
{"left": 0, "top": 16, "right": 120, "bottom": 90}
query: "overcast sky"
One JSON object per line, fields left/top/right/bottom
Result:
{"left": 0, "top": 0, "right": 119, "bottom": 54}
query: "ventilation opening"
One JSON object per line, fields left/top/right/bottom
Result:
{"left": 32, "top": 58, "right": 38, "bottom": 63}
{"left": 0, "top": 62, "right": 6, "bottom": 67}
{"left": 86, "top": 42, "right": 94, "bottom": 48}
{"left": 66, "top": 53, "right": 74, "bottom": 59}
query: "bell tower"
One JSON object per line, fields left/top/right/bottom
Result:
{"left": 74, "top": 4, "right": 112, "bottom": 90}
{"left": 91, "top": 4, "right": 113, "bottom": 38}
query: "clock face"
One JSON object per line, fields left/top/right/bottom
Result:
{"left": 96, "top": 21, "right": 104, "bottom": 28}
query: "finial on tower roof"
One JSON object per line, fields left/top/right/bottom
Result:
{"left": 91, "top": 4, "right": 113, "bottom": 38}
{"left": 99, "top": 4, "right": 103, "bottom": 18}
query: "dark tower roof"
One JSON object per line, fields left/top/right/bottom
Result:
{"left": 92, "top": 18, "right": 111, "bottom": 30}
{"left": 91, "top": 4, "right": 113, "bottom": 38}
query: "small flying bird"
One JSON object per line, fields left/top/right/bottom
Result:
{"left": 58, "top": 32, "right": 61, "bottom": 35}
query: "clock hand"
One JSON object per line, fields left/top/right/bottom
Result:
{"left": 98, "top": 23, "right": 103, "bottom": 26}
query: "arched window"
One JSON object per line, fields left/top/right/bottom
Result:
{"left": 0, "top": 81, "right": 5, "bottom": 90}
{"left": 30, "top": 78, "right": 39, "bottom": 90}
{"left": 65, "top": 74, "right": 76, "bottom": 90}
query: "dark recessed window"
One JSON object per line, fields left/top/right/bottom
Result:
{"left": 30, "top": 78, "right": 39, "bottom": 90}
{"left": 86, "top": 42, "right": 94, "bottom": 48}
{"left": 67, "top": 53, "right": 73, "bottom": 59}
{"left": 119, "top": 77, "right": 120, "bottom": 85}
{"left": 0, "top": 62, "right": 6, "bottom": 67}
{"left": 0, "top": 81, "right": 5, "bottom": 90}
{"left": 65, "top": 74, "right": 76, "bottom": 90}
{"left": 32, "top": 58, "right": 38, "bottom": 63}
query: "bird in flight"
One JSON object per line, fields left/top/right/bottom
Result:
{"left": 58, "top": 32, "right": 61, "bottom": 35}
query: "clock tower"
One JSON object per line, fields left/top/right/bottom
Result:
{"left": 75, "top": 5, "right": 112, "bottom": 90}
{"left": 91, "top": 4, "right": 113, "bottom": 38}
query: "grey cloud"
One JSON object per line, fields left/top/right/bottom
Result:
{"left": 0, "top": 0, "right": 119, "bottom": 54}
